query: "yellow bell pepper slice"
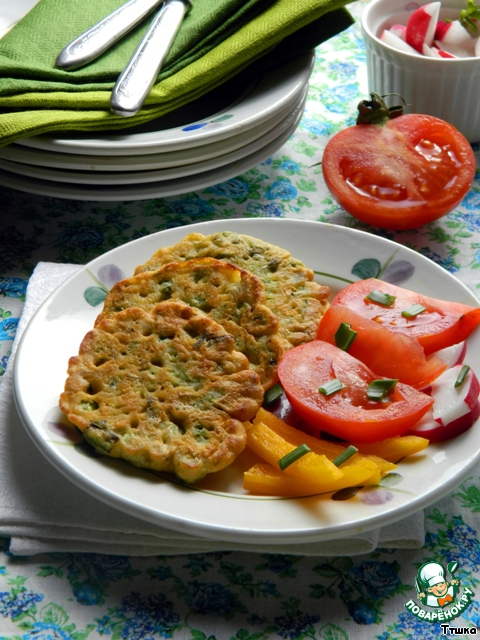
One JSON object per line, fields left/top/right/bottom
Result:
{"left": 362, "top": 454, "right": 397, "bottom": 476}
{"left": 243, "top": 460, "right": 379, "bottom": 496}
{"left": 246, "top": 420, "right": 343, "bottom": 485}
{"left": 253, "top": 407, "right": 386, "bottom": 476}
{"left": 352, "top": 435, "right": 429, "bottom": 462}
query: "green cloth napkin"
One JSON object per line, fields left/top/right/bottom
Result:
{"left": 0, "top": 0, "right": 353, "bottom": 147}
{"left": 0, "top": 0, "right": 277, "bottom": 94}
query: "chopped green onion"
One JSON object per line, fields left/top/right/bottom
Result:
{"left": 319, "top": 378, "right": 344, "bottom": 396}
{"left": 401, "top": 304, "right": 427, "bottom": 318}
{"left": 334, "top": 322, "right": 358, "bottom": 352}
{"left": 332, "top": 445, "right": 358, "bottom": 467}
{"left": 365, "top": 289, "right": 396, "bottom": 307}
{"left": 454, "top": 365, "right": 470, "bottom": 388}
{"left": 366, "top": 379, "right": 398, "bottom": 401}
{"left": 264, "top": 383, "right": 283, "bottom": 404}
{"left": 278, "top": 443, "right": 311, "bottom": 471}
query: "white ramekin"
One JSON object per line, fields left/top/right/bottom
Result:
{"left": 361, "top": 0, "right": 480, "bottom": 143}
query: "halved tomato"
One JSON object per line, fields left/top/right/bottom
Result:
{"left": 321, "top": 94, "right": 475, "bottom": 230}
{"left": 331, "top": 278, "right": 480, "bottom": 355}
{"left": 316, "top": 305, "right": 445, "bottom": 388}
{"left": 277, "top": 341, "right": 433, "bottom": 443}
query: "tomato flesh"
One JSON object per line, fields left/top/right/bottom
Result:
{"left": 331, "top": 278, "right": 480, "bottom": 355}
{"left": 316, "top": 305, "right": 446, "bottom": 388}
{"left": 277, "top": 341, "right": 433, "bottom": 443}
{"left": 322, "top": 114, "right": 475, "bottom": 230}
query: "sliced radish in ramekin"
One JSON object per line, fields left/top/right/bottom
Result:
{"left": 381, "top": 29, "right": 418, "bottom": 53}
{"left": 435, "top": 19, "right": 476, "bottom": 52}
{"left": 406, "top": 2, "right": 441, "bottom": 53}
{"left": 390, "top": 23, "right": 407, "bottom": 40}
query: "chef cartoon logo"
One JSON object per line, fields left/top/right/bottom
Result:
{"left": 404, "top": 560, "right": 475, "bottom": 626}
{"left": 416, "top": 561, "right": 460, "bottom": 608}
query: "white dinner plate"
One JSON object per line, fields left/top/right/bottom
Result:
{"left": 13, "top": 219, "right": 480, "bottom": 545}
{"left": 0, "top": 92, "right": 306, "bottom": 185}
{"left": 0, "top": 107, "right": 301, "bottom": 200}
{"left": 0, "top": 0, "right": 39, "bottom": 37}
{"left": 0, "top": 89, "right": 301, "bottom": 173}
{"left": 16, "top": 52, "right": 314, "bottom": 156}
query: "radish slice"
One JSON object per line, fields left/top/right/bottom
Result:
{"left": 423, "top": 42, "right": 455, "bottom": 59}
{"left": 408, "top": 365, "right": 480, "bottom": 441}
{"left": 475, "top": 37, "right": 480, "bottom": 57}
{"left": 410, "top": 400, "right": 480, "bottom": 442}
{"left": 435, "top": 47, "right": 457, "bottom": 58}
{"left": 433, "top": 366, "right": 479, "bottom": 423}
{"left": 419, "top": 342, "right": 466, "bottom": 393}
{"left": 427, "top": 340, "right": 467, "bottom": 368}
{"left": 433, "top": 39, "right": 472, "bottom": 57}
{"left": 436, "top": 19, "right": 475, "bottom": 48}
{"left": 423, "top": 43, "right": 442, "bottom": 56}
{"left": 406, "top": 2, "right": 441, "bottom": 53}
{"left": 381, "top": 29, "right": 418, "bottom": 53}
{"left": 435, "top": 20, "right": 449, "bottom": 39}
{"left": 390, "top": 24, "right": 407, "bottom": 40}
{"left": 428, "top": 341, "right": 467, "bottom": 368}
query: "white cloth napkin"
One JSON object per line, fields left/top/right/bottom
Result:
{"left": 0, "top": 262, "right": 425, "bottom": 557}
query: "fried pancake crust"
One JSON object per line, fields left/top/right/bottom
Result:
{"left": 96, "top": 257, "right": 284, "bottom": 390}
{"left": 59, "top": 301, "right": 264, "bottom": 484}
{"left": 134, "top": 231, "right": 330, "bottom": 348}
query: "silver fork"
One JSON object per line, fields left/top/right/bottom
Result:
{"left": 56, "top": 0, "right": 166, "bottom": 70}
{"left": 56, "top": 0, "right": 192, "bottom": 117}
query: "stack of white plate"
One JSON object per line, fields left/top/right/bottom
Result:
{"left": 0, "top": 47, "right": 313, "bottom": 201}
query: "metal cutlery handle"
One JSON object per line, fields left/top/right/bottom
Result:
{"left": 56, "top": 0, "right": 165, "bottom": 70}
{"left": 110, "top": 0, "right": 191, "bottom": 117}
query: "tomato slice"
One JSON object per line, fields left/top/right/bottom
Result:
{"left": 316, "top": 305, "right": 445, "bottom": 388}
{"left": 321, "top": 112, "right": 475, "bottom": 230}
{"left": 331, "top": 278, "right": 480, "bottom": 355}
{"left": 277, "top": 341, "right": 433, "bottom": 443}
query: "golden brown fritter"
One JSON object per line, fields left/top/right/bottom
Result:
{"left": 96, "top": 257, "right": 284, "bottom": 390}
{"left": 134, "top": 231, "right": 330, "bottom": 348}
{"left": 59, "top": 301, "right": 264, "bottom": 484}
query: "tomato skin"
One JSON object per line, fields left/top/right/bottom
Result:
{"left": 322, "top": 114, "right": 475, "bottom": 230}
{"left": 316, "top": 305, "right": 446, "bottom": 389}
{"left": 331, "top": 278, "right": 480, "bottom": 355}
{"left": 277, "top": 341, "right": 433, "bottom": 443}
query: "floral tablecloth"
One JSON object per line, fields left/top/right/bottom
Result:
{"left": 1, "top": 2, "right": 480, "bottom": 638}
